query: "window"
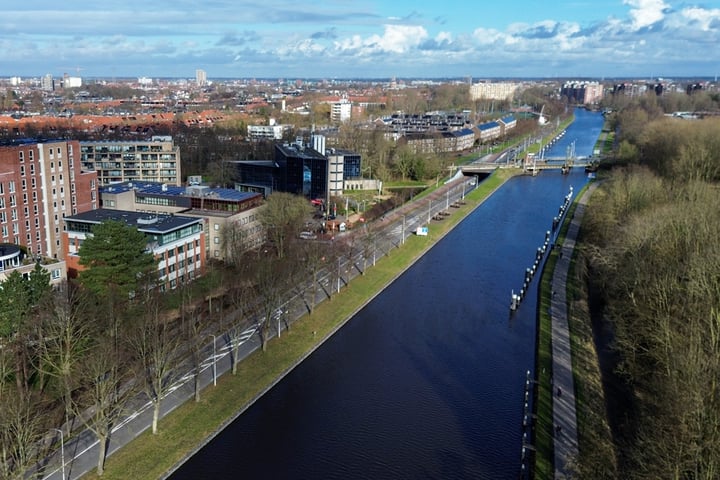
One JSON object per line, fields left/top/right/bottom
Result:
{"left": 213, "top": 236, "right": 220, "bottom": 244}
{"left": 0, "top": 182, "right": 3, "bottom": 194}
{"left": 31, "top": 178, "right": 36, "bottom": 189}
{"left": 23, "top": 193, "right": 27, "bottom": 204}
{"left": 8, "top": 181, "right": 15, "bottom": 193}
{"left": 0, "top": 212, "right": 5, "bottom": 223}
{"left": 0, "top": 198, "right": 4, "bottom": 209}
{"left": 29, "top": 150, "right": 33, "bottom": 161}
{"left": 52, "top": 269, "right": 61, "bottom": 280}
{"left": 1, "top": 225, "right": 7, "bottom": 237}
{"left": 214, "top": 223, "right": 220, "bottom": 231}
{"left": 57, "top": 147, "right": 62, "bottom": 157}
{"left": 29, "top": 164, "right": 34, "bottom": 175}
{"left": 21, "top": 179, "right": 26, "bottom": 190}
{"left": 20, "top": 165, "right": 25, "bottom": 176}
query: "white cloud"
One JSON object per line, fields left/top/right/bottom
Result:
{"left": 334, "top": 24, "right": 427, "bottom": 55}
{"left": 680, "top": 7, "right": 720, "bottom": 32}
{"left": 623, "top": 0, "right": 669, "bottom": 30}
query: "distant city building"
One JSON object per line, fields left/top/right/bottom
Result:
{"left": 100, "top": 181, "right": 264, "bottom": 260}
{"left": 41, "top": 74, "right": 54, "bottom": 92}
{"left": 469, "top": 82, "right": 519, "bottom": 101}
{"left": 138, "top": 77, "right": 154, "bottom": 86}
{"left": 0, "top": 139, "right": 98, "bottom": 260}
{"left": 561, "top": 81, "right": 604, "bottom": 104}
{"left": 79, "top": 136, "right": 182, "bottom": 186}
{"left": 63, "top": 208, "right": 206, "bottom": 291}
{"left": 331, "top": 98, "right": 352, "bottom": 122}
{"left": 62, "top": 75, "right": 82, "bottom": 88}
{"left": 196, "top": 69, "right": 207, "bottom": 86}
{"left": 247, "top": 118, "right": 290, "bottom": 141}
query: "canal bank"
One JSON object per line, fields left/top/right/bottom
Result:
{"left": 82, "top": 169, "right": 517, "bottom": 480}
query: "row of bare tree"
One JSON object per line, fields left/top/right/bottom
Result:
{"left": 0, "top": 193, "right": 392, "bottom": 478}
{"left": 579, "top": 97, "right": 720, "bottom": 478}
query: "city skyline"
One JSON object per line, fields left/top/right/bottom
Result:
{"left": 2, "top": 1, "right": 720, "bottom": 80}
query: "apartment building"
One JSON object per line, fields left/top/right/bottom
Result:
{"left": 100, "top": 181, "right": 264, "bottom": 260}
{"left": 0, "top": 139, "right": 98, "bottom": 260}
{"left": 331, "top": 98, "right": 352, "bottom": 122}
{"left": 63, "top": 208, "right": 206, "bottom": 291}
{"left": 561, "top": 81, "right": 605, "bottom": 104}
{"left": 79, "top": 136, "right": 182, "bottom": 186}
{"left": 470, "top": 82, "right": 519, "bottom": 101}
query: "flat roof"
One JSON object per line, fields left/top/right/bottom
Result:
{"left": 101, "top": 181, "right": 261, "bottom": 202}
{"left": 66, "top": 208, "right": 202, "bottom": 233}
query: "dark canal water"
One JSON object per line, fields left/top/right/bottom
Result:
{"left": 170, "top": 109, "right": 603, "bottom": 480}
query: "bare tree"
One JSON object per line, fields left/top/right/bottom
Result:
{"left": 252, "top": 255, "right": 290, "bottom": 352}
{"left": 128, "top": 290, "right": 181, "bottom": 434}
{"left": 71, "top": 336, "right": 136, "bottom": 476}
{"left": 180, "top": 287, "right": 207, "bottom": 403}
{"left": 0, "top": 387, "right": 46, "bottom": 480}
{"left": 34, "top": 285, "right": 93, "bottom": 432}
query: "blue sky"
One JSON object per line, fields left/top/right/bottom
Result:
{"left": 2, "top": 0, "right": 719, "bottom": 79}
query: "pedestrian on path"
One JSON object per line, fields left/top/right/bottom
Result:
{"left": 557, "top": 386, "right": 562, "bottom": 398}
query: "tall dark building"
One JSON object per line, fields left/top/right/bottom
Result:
{"left": 274, "top": 143, "right": 328, "bottom": 200}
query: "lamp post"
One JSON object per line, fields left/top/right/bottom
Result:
{"left": 401, "top": 215, "right": 406, "bottom": 245}
{"left": 53, "top": 428, "right": 65, "bottom": 480}
{"left": 210, "top": 335, "right": 217, "bottom": 386}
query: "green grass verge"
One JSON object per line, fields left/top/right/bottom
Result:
{"left": 533, "top": 184, "right": 585, "bottom": 480}
{"left": 82, "top": 168, "right": 518, "bottom": 480}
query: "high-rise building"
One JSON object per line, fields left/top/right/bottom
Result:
{"left": 330, "top": 98, "right": 352, "bottom": 122}
{"left": 195, "top": 69, "right": 207, "bottom": 86}
{"left": 41, "top": 74, "right": 54, "bottom": 91}
{"left": 0, "top": 139, "right": 98, "bottom": 260}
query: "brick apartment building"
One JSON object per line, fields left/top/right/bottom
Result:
{"left": 0, "top": 139, "right": 98, "bottom": 260}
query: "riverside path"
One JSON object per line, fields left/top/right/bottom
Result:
{"left": 551, "top": 182, "right": 597, "bottom": 478}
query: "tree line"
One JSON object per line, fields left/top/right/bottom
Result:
{"left": 578, "top": 92, "right": 720, "bottom": 479}
{"left": 0, "top": 191, "right": 386, "bottom": 478}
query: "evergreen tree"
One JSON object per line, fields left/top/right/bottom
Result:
{"left": 78, "top": 220, "right": 158, "bottom": 299}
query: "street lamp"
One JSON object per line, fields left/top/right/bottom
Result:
{"left": 401, "top": 215, "right": 406, "bottom": 245}
{"left": 53, "top": 428, "right": 65, "bottom": 480}
{"left": 210, "top": 335, "right": 217, "bottom": 386}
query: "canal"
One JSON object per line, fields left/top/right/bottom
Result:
{"left": 170, "top": 109, "right": 603, "bottom": 479}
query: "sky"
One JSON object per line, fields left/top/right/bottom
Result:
{"left": 2, "top": 0, "right": 720, "bottom": 80}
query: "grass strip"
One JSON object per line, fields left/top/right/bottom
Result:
{"left": 82, "top": 168, "right": 517, "bottom": 480}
